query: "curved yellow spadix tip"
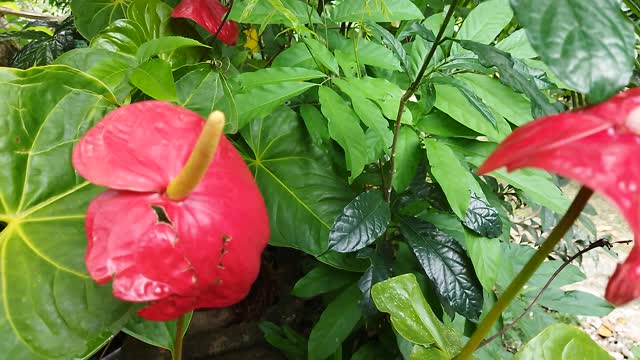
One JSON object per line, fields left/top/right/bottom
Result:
{"left": 166, "top": 111, "right": 226, "bottom": 200}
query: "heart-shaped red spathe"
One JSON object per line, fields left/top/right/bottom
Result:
{"left": 73, "top": 101, "right": 270, "bottom": 321}
{"left": 171, "top": 0, "right": 239, "bottom": 45}
{"left": 478, "top": 87, "right": 640, "bottom": 306}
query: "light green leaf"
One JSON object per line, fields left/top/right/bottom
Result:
{"left": 452, "top": 0, "right": 513, "bottom": 54}
{"left": 71, "top": 0, "right": 131, "bottom": 39}
{"left": 415, "top": 110, "right": 481, "bottom": 139}
{"left": 329, "top": 32, "right": 402, "bottom": 71}
{"left": 91, "top": 19, "right": 146, "bottom": 56}
{"left": 319, "top": 86, "right": 368, "bottom": 182}
{"left": 229, "top": 0, "right": 322, "bottom": 24}
{"left": 236, "top": 67, "right": 326, "bottom": 90}
{"left": 330, "top": 0, "right": 424, "bottom": 22}
{"left": 129, "top": 58, "right": 177, "bottom": 101}
{"left": 0, "top": 65, "right": 132, "bottom": 359}
{"left": 303, "top": 38, "right": 340, "bottom": 75}
{"left": 372, "top": 274, "right": 463, "bottom": 357}
{"left": 393, "top": 127, "right": 421, "bottom": 192}
{"left": 300, "top": 104, "right": 330, "bottom": 146}
{"left": 511, "top": 0, "right": 635, "bottom": 103}
{"left": 430, "top": 75, "right": 498, "bottom": 128}
{"left": 424, "top": 139, "right": 470, "bottom": 219}
{"left": 407, "top": 36, "right": 444, "bottom": 80}
{"left": 175, "top": 65, "right": 224, "bottom": 119}
{"left": 514, "top": 324, "right": 612, "bottom": 360}
{"left": 272, "top": 42, "right": 318, "bottom": 69}
{"left": 136, "top": 36, "right": 209, "bottom": 63}
{"left": 308, "top": 285, "right": 362, "bottom": 360}
{"left": 342, "top": 76, "right": 412, "bottom": 124}
{"left": 464, "top": 230, "right": 503, "bottom": 290}
{"left": 537, "top": 289, "right": 613, "bottom": 317}
{"left": 455, "top": 72, "right": 533, "bottom": 126}
{"left": 495, "top": 28, "right": 537, "bottom": 59}
{"left": 123, "top": 312, "right": 193, "bottom": 353}
{"left": 236, "top": 81, "right": 317, "bottom": 130}
{"left": 410, "top": 345, "right": 449, "bottom": 360}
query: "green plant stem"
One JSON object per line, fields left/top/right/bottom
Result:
{"left": 174, "top": 315, "right": 185, "bottom": 360}
{"left": 384, "top": 0, "right": 459, "bottom": 202}
{"left": 624, "top": 0, "right": 640, "bottom": 19}
{"left": 455, "top": 186, "right": 593, "bottom": 360}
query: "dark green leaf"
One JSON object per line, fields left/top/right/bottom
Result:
{"left": 292, "top": 265, "right": 360, "bottom": 298}
{"left": 319, "top": 86, "right": 368, "bottom": 182}
{"left": 259, "top": 321, "right": 308, "bottom": 360}
{"left": 371, "top": 274, "right": 463, "bottom": 357}
{"left": 458, "top": 40, "right": 563, "bottom": 117}
{"left": 0, "top": 30, "right": 51, "bottom": 41}
{"left": 91, "top": 19, "right": 146, "bottom": 56}
{"left": 330, "top": 0, "right": 424, "bottom": 22}
{"left": 463, "top": 193, "right": 502, "bottom": 238}
{"left": 240, "top": 107, "right": 355, "bottom": 261}
{"left": 329, "top": 190, "right": 390, "bottom": 253}
{"left": 357, "top": 252, "right": 391, "bottom": 316}
{"left": 308, "top": 285, "right": 362, "bottom": 360}
{"left": 399, "top": 217, "right": 483, "bottom": 319}
{"left": 0, "top": 65, "right": 132, "bottom": 359}
{"left": 511, "top": 0, "right": 635, "bottom": 103}
{"left": 129, "top": 58, "right": 177, "bottom": 101}
{"left": 175, "top": 65, "right": 225, "bottom": 119}
{"left": 123, "top": 312, "right": 192, "bottom": 352}
{"left": 71, "top": 0, "right": 130, "bottom": 39}
{"left": 514, "top": 324, "right": 612, "bottom": 360}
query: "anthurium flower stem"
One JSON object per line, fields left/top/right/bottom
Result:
{"left": 166, "top": 111, "right": 225, "bottom": 200}
{"left": 174, "top": 315, "right": 185, "bottom": 360}
{"left": 456, "top": 186, "right": 593, "bottom": 360}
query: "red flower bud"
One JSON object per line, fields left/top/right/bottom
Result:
{"left": 72, "top": 101, "right": 269, "bottom": 321}
{"left": 171, "top": 0, "right": 239, "bottom": 45}
{"left": 478, "top": 88, "right": 640, "bottom": 306}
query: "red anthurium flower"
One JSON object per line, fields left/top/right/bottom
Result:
{"left": 72, "top": 101, "right": 269, "bottom": 321}
{"left": 478, "top": 87, "right": 640, "bottom": 306}
{"left": 171, "top": 0, "right": 239, "bottom": 45}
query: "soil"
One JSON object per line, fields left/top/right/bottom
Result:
{"left": 562, "top": 184, "right": 639, "bottom": 359}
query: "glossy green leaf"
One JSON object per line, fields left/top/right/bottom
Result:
{"left": 511, "top": 0, "right": 635, "bottom": 103}
{"left": 514, "top": 324, "right": 612, "bottom": 360}
{"left": 54, "top": 48, "right": 137, "bottom": 104}
{"left": 430, "top": 76, "right": 498, "bottom": 128}
{"left": 0, "top": 66, "right": 132, "bottom": 359}
{"left": 452, "top": 0, "right": 513, "bottom": 54}
{"left": 319, "top": 86, "right": 368, "bottom": 182}
{"left": 123, "top": 312, "right": 192, "bottom": 353}
{"left": 308, "top": 285, "right": 362, "bottom": 360}
{"left": 329, "top": 190, "right": 390, "bottom": 253}
{"left": 330, "top": 0, "right": 424, "bottom": 22}
{"left": 126, "top": 0, "right": 172, "bottom": 40}
{"left": 175, "top": 65, "right": 225, "bottom": 120}
{"left": 91, "top": 19, "right": 146, "bottom": 56}
{"left": 136, "top": 36, "right": 209, "bottom": 63}
{"left": 303, "top": 38, "right": 339, "bottom": 75}
{"left": 230, "top": 0, "right": 322, "bottom": 24}
{"left": 292, "top": 265, "right": 360, "bottom": 298}
{"left": 455, "top": 72, "right": 533, "bottom": 126}
{"left": 424, "top": 139, "right": 470, "bottom": 219}
{"left": 399, "top": 217, "right": 483, "bottom": 319}
{"left": 129, "top": 58, "right": 177, "bottom": 101}
{"left": 393, "top": 127, "right": 422, "bottom": 192}
{"left": 458, "top": 40, "right": 563, "bottom": 117}
{"left": 371, "top": 274, "right": 463, "bottom": 357}
{"left": 299, "top": 104, "right": 330, "bottom": 146}
{"left": 464, "top": 230, "right": 503, "bottom": 290}
{"left": 495, "top": 28, "right": 537, "bottom": 59}
{"left": 463, "top": 193, "right": 502, "bottom": 238}
{"left": 410, "top": 345, "right": 449, "bottom": 360}
{"left": 71, "top": 0, "right": 131, "bottom": 39}
{"left": 259, "top": 321, "right": 307, "bottom": 359}
{"left": 240, "top": 107, "right": 355, "bottom": 259}
{"left": 236, "top": 81, "right": 317, "bottom": 130}
{"left": 236, "top": 67, "right": 326, "bottom": 90}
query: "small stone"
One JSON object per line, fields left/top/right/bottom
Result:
{"left": 598, "top": 324, "right": 614, "bottom": 338}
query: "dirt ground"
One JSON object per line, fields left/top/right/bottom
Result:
{"left": 562, "top": 184, "right": 639, "bottom": 359}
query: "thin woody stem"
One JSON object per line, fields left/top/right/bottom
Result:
{"left": 166, "top": 111, "right": 225, "bottom": 200}
{"left": 456, "top": 186, "right": 593, "bottom": 360}
{"left": 173, "top": 315, "right": 185, "bottom": 360}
